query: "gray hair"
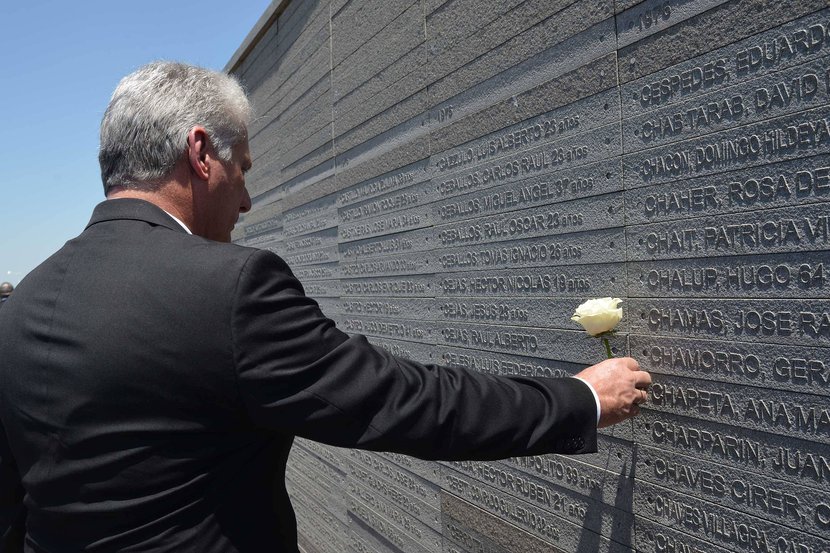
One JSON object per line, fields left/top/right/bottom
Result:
{"left": 99, "top": 61, "right": 252, "bottom": 192}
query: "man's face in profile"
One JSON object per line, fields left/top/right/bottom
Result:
{"left": 204, "top": 137, "right": 252, "bottom": 242}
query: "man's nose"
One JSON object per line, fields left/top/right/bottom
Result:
{"left": 241, "top": 188, "right": 252, "bottom": 213}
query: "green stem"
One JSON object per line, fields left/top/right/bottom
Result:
{"left": 603, "top": 337, "right": 613, "bottom": 359}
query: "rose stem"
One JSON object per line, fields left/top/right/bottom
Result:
{"left": 603, "top": 337, "right": 613, "bottom": 359}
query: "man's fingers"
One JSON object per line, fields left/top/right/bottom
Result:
{"left": 634, "top": 389, "right": 648, "bottom": 404}
{"left": 633, "top": 370, "right": 652, "bottom": 388}
{"left": 621, "top": 357, "right": 640, "bottom": 372}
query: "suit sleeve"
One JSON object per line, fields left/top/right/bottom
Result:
{"left": 231, "top": 250, "right": 597, "bottom": 460}
{"left": 0, "top": 418, "right": 25, "bottom": 552}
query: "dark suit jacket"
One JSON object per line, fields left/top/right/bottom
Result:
{"left": 0, "top": 199, "right": 596, "bottom": 552}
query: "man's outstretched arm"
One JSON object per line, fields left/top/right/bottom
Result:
{"left": 231, "top": 250, "right": 648, "bottom": 460}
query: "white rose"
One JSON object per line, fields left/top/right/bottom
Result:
{"left": 571, "top": 297, "right": 623, "bottom": 336}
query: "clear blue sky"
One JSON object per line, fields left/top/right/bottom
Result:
{"left": 0, "top": 0, "right": 273, "bottom": 286}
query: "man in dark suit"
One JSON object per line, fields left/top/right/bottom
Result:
{"left": 0, "top": 62, "right": 650, "bottom": 552}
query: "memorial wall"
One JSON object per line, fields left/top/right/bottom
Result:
{"left": 227, "top": 0, "right": 830, "bottom": 551}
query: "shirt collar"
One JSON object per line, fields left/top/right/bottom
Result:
{"left": 162, "top": 210, "right": 192, "bottom": 234}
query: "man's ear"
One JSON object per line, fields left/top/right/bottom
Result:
{"left": 186, "top": 126, "right": 211, "bottom": 181}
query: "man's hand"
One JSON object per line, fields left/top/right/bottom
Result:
{"left": 575, "top": 357, "right": 651, "bottom": 428}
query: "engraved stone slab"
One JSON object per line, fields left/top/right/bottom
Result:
{"left": 337, "top": 227, "right": 421, "bottom": 260}
{"left": 433, "top": 159, "right": 623, "bottom": 227}
{"left": 434, "top": 322, "right": 627, "bottom": 365}
{"left": 367, "top": 336, "right": 432, "bottom": 362}
{"left": 303, "top": 279, "right": 342, "bottom": 299}
{"left": 634, "top": 479, "right": 830, "bottom": 553}
{"left": 284, "top": 226, "right": 339, "bottom": 254}
{"left": 431, "top": 88, "right": 620, "bottom": 178}
{"left": 239, "top": 231, "right": 284, "bottom": 253}
{"left": 440, "top": 467, "right": 634, "bottom": 552}
{"left": 293, "top": 262, "right": 340, "bottom": 281}
{"left": 242, "top": 202, "right": 283, "bottom": 238}
{"left": 348, "top": 474, "right": 442, "bottom": 539}
{"left": 627, "top": 204, "right": 830, "bottom": 260}
{"left": 349, "top": 524, "right": 387, "bottom": 553}
{"left": 646, "top": 373, "right": 830, "bottom": 445}
{"left": 633, "top": 515, "right": 734, "bottom": 553}
{"left": 282, "top": 244, "right": 340, "bottom": 267}
{"left": 347, "top": 457, "right": 443, "bottom": 531}
{"left": 282, "top": 193, "right": 339, "bottom": 237}
{"left": 622, "top": 104, "right": 830, "bottom": 189}
{"left": 340, "top": 275, "right": 435, "bottom": 297}
{"left": 434, "top": 122, "right": 622, "bottom": 201}
{"left": 328, "top": 297, "right": 607, "bottom": 330}
{"left": 350, "top": 449, "right": 444, "bottom": 496}
{"left": 442, "top": 460, "right": 634, "bottom": 544}
{"left": 339, "top": 203, "right": 432, "bottom": 242}
{"left": 295, "top": 438, "right": 350, "bottom": 473}
{"left": 441, "top": 492, "right": 568, "bottom": 553}
{"left": 348, "top": 523, "right": 402, "bottom": 553}
{"left": 504, "top": 436, "right": 636, "bottom": 492}
{"left": 632, "top": 334, "right": 830, "bottom": 397}
{"left": 290, "top": 441, "right": 347, "bottom": 486}
{"left": 623, "top": 55, "right": 830, "bottom": 152}
{"left": 441, "top": 513, "right": 513, "bottom": 553}
{"left": 292, "top": 496, "right": 351, "bottom": 552}
{"left": 627, "top": 251, "right": 830, "bottom": 298}
{"left": 432, "top": 193, "right": 623, "bottom": 249}
{"left": 616, "top": 0, "right": 729, "bottom": 49}
{"left": 341, "top": 314, "right": 436, "bottom": 343}
{"left": 435, "top": 228, "right": 626, "bottom": 272}
{"left": 628, "top": 298, "right": 830, "bottom": 347}
{"left": 431, "top": 54, "right": 618, "bottom": 157}
{"left": 621, "top": 7, "right": 830, "bottom": 117}
{"left": 624, "top": 156, "right": 830, "bottom": 226}
{"left": 339, "top": 178, "right": 438, "bottom": 227}
{"left": 428, "top": 18, "right": 617, "bottom": 115}
{"left": 348, "top": 492, "right": 443, "bottom": 553}
{"left": 436, "top": 264, "right": 624, "bottom": 298}
{"left": 287, "top": 466, "right": 348, "bottom": 525}
{"left": 637, "top": 443, "right": 830, "bottom": 536}
{"left": 339, "top": 252, "right": 430, "bottom": 278}
{"left": 338, "top": 159, "right": 430, "bottom": 208}
{"left": 634, "top": 410, "right": 830, "bottom": 492}
{"left": 376, "top": 451, "right": 443, "bottom": 487}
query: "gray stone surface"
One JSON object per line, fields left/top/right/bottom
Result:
{"left": 617, "top": 0, "right": 828, "bottom": 84}
{"left": 331, "top": 0, "right": 417, "bottom": 69}
{"left": 426, "top": 1, "right": 614, "bottom": 105}
{"left": 645, "top": 372, "right": 830, "bottom": 443}
{"left": 236, "top": 2, "right": 830, "bottom": 552}
{"left": 620, "top": 6, "right": 830, "bottom": 117}
{"left": 335, "top": 89, "right": 430, "bottom": 154}
{"left": 627, "top": 297, "right": 830, "bottom": 347}
{"left": 349, "top": 491, "right": 442, "bottom": 553}
{"left": 633, "top": 409, "right": 830, "bottom": 492}
{"left": 439, "top": 467, "right": 634, "bottom": 552}
{"left": 632, "top": 334, "right": 830, "bottom": 396}
{"left": 623, "top": 55, "right": 830, "bottom": 152}
{"left": 634, "top": 478, "right": 830, "bottom": 552}
{"left": 615, "top": 0, "right": 729, "bottom": 49}
{"left": 633, "top": 515, "right": 735, "bottom": 553}
{"left": 636, "top": 443, "right": 830, "bottom": 535}
{"left": 333, "top": 3, "right": 424, "bottom": 101}
{"left": 627, "top": 251, "right": 830, "bottom": 298}
{"left": 333, "top": 44, "right": 429, "bottom": 131}
{"left": 622, "top": 104, "right": 830, "bottom": 190}
{"left": 430, "top": 54, "right": 619, "bottom": 155}
{"left": 440, "top": 493, "right": 566, "bottom": 553}
{"left": 624, "top": 155, "right": 830, "bottom": 226}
